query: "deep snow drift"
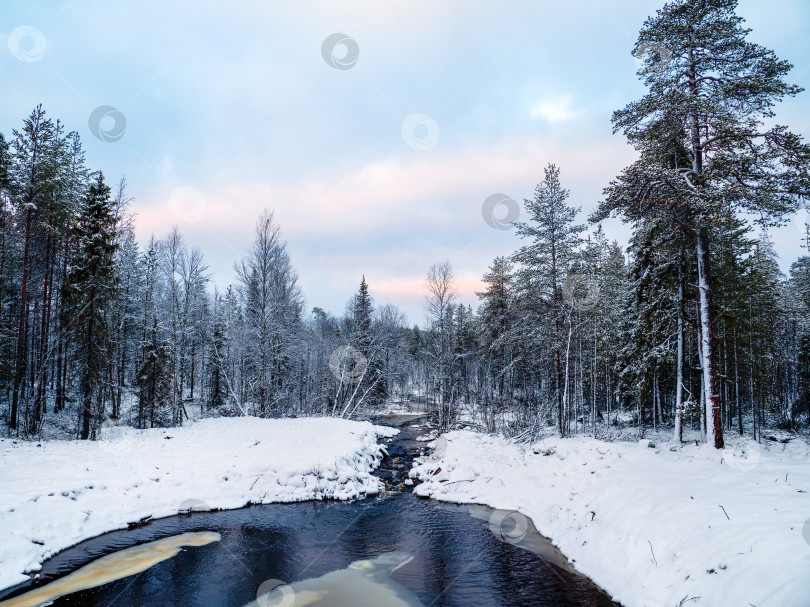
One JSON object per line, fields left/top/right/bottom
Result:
{"left": 410, "top": 430, "right": 810, "bottom": 607}
{"left": 0, "top": 417, "right": 397, "bottom": 591}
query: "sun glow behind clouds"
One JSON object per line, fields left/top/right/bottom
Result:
{"left": 529, "top": 95, "right": 576, "bottom": 122}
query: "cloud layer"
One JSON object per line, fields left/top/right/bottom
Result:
{"left": 2, "top": 0, "right": 808, "bottom": 322}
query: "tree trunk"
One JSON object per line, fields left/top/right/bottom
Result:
{"left": 55, "top": 235, "right": 70, "bottom": 413}
{"left": 31, "top": 233, "right": 53, "bottom": 433}
{"left": 81, "top": 286, "right": 96, "bottom": 440}
{"left": 0, "top": 202, "right": 6, "bottom": 370}
{"left": 189, "top": 339, "right": 196, "bottom": 402}
{"left": 696, "top": 226, "right": 724, "bottom": 448}
{"left": 10, "top": 208, "right": 33, "bottom": 431}
{"left": 674, "top": 263, "right": 685, "bottom": 442}
{"left": 562, "top": 316, "right": 573, "bottom": 437}
{"left": 734, "top": 327, "right": 743, "bottom": 435}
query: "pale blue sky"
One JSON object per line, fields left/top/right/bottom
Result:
{"left": 2, "top": 0, "right": 809, "bottom": 323}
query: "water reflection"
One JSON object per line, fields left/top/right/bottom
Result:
{"left": 246, "top": 552, "right": 422, "bottom": 607}
{"left": 0, "top": 531, "right": 220, "bottom": 607}
{"left": 466, "top": 506, "right": 577, "bottom": 574}
{"left": 0, "top": 492, "right": 617, "bottom": 606}
{"left": 0, "top": 418, "right": 618, "bottom": 607}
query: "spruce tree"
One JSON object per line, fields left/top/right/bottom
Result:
{"left": 207, "top": 295, "right": 229, "bottom": 410}
{"left": 350, "top": 276, "right": 384, "bottom": 409}
{"left": 65, "top": 173, "right": 120, "bottom": 439}
{"left": 137, "top": 317, "right": 171, "bottom": 428}
{"left": 352, "top": 276, "right": 373, "bottom": 358}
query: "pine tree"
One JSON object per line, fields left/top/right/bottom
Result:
{"left": 747, "top": 235, "right": 785, "bottom": 431}
{"left": 54, "top": 131, "right": 89, "bottom": 414}
{"left": 597, "top": 238, "right": 630, "bottom": 432}
{"left": 512, "top": 164, "right": 584, "bottom": 436}
{"left": 112, "top": 213, "right": 141, "bottom": 419}
{"left": 8, "top": 105, "right": 61, "bottom": 432}
{"left": 477, "top": 256, "right": 514, "bottom": 404}
{"left": 595, "top": 0, "right": 810, "bottom": 447}
{"left": 797, "top": 334, "right": 810, "bottom": 424}
{"left": 0, "top": 134, "right": 12, "bottom": 396}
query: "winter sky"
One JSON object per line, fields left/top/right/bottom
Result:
{"left": 2, "top": 0, "right": 809, "bottom": 324}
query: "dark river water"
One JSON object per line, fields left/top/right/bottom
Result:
{"left": 0, "top": 416, "right": 619, "bottom": 607}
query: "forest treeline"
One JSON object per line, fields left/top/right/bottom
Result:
{"left": 2, "top": 0, "right": 810, "bottom": 445}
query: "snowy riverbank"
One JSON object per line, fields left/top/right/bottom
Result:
{"left": 0, "top": 417, "right": 397, "bottom": 591}
{"left": 410, "top": 430, "right": 810, "bottom": 607}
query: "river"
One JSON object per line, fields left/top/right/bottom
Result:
{"left": 0, "top": 415, "right": 618, "bottom": 606}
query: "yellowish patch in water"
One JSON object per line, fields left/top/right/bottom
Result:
{"left": 0, "top": 531, "right": 221, "bottom": 607}
{"left": 247, "top": 552, "right": 423, "bottom": 607}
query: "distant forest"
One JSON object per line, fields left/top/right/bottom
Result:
{"left": 2, "top": 0, "right": 810, "bottom": 446}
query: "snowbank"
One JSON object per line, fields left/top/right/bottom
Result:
{"left": 0, "top": 417, "right": 397, "bottom": 591}
{"left": 410, "top": 431, "right": 810, "bottom": 607}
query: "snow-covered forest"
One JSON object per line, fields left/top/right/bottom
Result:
{"left": 3, "top": 0, "right": 810, "bottom": 445}
{"left": 2, "top": 89, "right": 810, "bottom": 445}
{"left": 1, "top": 0, "right": 810, "bottom": 446}
{"left": 2, "top": 0, "right": 810, "bottom": 605}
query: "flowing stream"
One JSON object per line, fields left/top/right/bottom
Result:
{"left": 0, "top": 416, "right": 619, "bottom": 606}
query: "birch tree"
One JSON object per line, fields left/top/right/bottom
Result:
{"left": 425, "top": 261, "right": 457, "bottom": 430}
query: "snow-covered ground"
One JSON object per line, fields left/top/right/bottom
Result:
{"left": 410, "top": 430, "right": 810, "bottom": 607}
{"left": 0, "top": 417, "right": 397, "bottom": 592}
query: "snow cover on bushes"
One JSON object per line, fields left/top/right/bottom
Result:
{"left": 410, "top": 431, "right": 810, "bottom": 607}
{"left": 0, "top": 417, "right": 397, "bottom": 591}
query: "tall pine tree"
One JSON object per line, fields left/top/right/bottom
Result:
{"left": 595, "top": 0, "right": 810, "bottom": 447}
{"left": 65, "top": 173, "right": 120, "bottom": 439}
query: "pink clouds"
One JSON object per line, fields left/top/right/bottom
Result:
{"left": 131, "top": 133, "right": 637, "bottom": 322}
{"left": 135, "top": 134, "right": 636, "bottom": 240}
